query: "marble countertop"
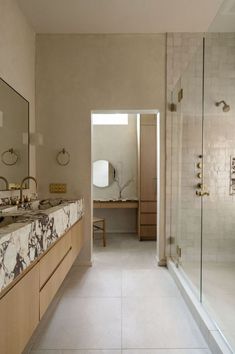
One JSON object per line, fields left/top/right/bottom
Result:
{"left": 0, "top": 198, "right": 84, "bottom": 293}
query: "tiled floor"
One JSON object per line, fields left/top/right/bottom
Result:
{"left": 26, "top": 234, "right": 211, "bottom": 354}
{"left": 183, "top": 261, "right": 235, "bottom": 351}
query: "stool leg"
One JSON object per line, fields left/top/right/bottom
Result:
{"left": 103, "top": 219, "right": 106, "bottom": 247}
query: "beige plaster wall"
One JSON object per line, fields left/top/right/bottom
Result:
{"left": 36, "top": 34, "right": 166, "bottom": 264}
{"left": 0, "top": 0, "right": 35, "bottom": 198}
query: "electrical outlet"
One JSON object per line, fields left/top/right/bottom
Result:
{"left": 49, "top": 183, "right": 67, "bottom": 193}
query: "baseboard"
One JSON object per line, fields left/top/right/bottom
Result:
{"left": 73, "top": 260, "right": 92, "bottom": 267}
{"left": 168, "top": 258, "right": 233, "bottom": 354}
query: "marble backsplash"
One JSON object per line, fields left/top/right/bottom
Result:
{"left": 0, "top": 199, "right": 84, "bottom": 292}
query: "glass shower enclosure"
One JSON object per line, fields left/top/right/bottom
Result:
{"left": 170, "top": 32, "right": 235, "bottom": 351}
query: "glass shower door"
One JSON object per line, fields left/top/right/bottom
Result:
{"left": 202, "top": 33, "right": 235, "bottom": 351}
{"left": 171, "top": 43, "right": 204, "bottom": 299}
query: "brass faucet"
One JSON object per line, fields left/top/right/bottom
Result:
{"left": 0, "top": 176, "right": 9, "bottom": 190}
{"left": 20, "top": 176, "right": 38, "bottom": 203}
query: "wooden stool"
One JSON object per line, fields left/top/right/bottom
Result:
{"left": 93, "top": 217, "right": 106, "bottom": 247}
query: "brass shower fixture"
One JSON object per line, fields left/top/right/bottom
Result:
{"left": 215, "top": 100, "right": 230, "bottom": 112}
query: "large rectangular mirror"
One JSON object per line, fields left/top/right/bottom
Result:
{"left": 0, "top": 78, "right": 29, "bottom": 190}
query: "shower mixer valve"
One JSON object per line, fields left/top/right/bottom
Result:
{"left": 195, "top": 183, "right": 210, "bottom": 197}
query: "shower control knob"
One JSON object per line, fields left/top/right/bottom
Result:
{"left": 197, "top": 162, "right": 202, "bottom": 169}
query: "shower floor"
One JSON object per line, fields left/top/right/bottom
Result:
{"left": 181, "top": 261, "right": 235, "bottom": 351}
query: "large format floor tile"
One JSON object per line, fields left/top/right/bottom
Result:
{"left": 122, "top": 269, "right": 180, "bottom": 298}
{"left": 28, "top": 234, "right": 210, "bottom": 353}
{"left": 122, "top": 350, "right": 211, "bottom": 354}
{"left": 61, "top": 266, "right": 122, "bottom": 298}
{"left": 122, "top": 296, "right": 208, "bottom": 349}
{"left": 31, "top": 351, "right": 121, "bottom": 354}
{"left": 32, "top": 298, "right": 121, "bottom": 350}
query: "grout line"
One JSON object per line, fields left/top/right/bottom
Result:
{"left": 121, "top": 268, "right": 123, "bottom": 350}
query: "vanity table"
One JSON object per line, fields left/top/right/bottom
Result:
{"left": 93, "top": 200, "right": 138, "bottom": 209}
{"left": 94, "top": 200, "right": 139, "bottom": 235}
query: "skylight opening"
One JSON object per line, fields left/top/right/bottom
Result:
{"left": 92, "top": 113, "right": 128, "bottom": 125}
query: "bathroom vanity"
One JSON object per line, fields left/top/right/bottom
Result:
{"left": 0, "top": 199, "right": 84, "bottom": 354}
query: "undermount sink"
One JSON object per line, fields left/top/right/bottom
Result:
{"left": 33, "top": 199, "right": 67, "bottom": 211}
{"left": 0, "top": 199, "right": 69, "bottom": 229}
{"left": 0, "top": 211, "right": 48, "bottom": 228}
{"left": 0, "top": 215, "right": 28, "bottom": 228}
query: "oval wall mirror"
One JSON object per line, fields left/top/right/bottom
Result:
{"left": 93, "top": 160, "right": 115, "bottom": 188}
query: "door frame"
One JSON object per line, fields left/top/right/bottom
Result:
{"left": 90, "top": 109, "right": 165, "bottom": 265}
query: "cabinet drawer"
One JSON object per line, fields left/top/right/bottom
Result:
{"left": 0, "top": 265, "right": 39, "bottom": 354}
{"left": 40, "top": 249, "right": 73, "bottom": 318}
{"left": 140, "top": 202, "right": 156, "bottom": 213}
{"left": 40, "top": 230, "right": 71, "bottom": 288}
{"left": 71, "top": 218, "right": 84, "bottom": 263}
{"left": 140, "top": 225, "right": 156, "bottom": 240}
{"left": 140, "top": 213, "right": 156, "bottom": 225}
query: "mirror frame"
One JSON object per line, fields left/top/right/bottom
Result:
{"left": 0, "top": 77, "right": 30, "bottom": 190}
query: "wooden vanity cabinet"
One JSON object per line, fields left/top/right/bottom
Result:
{"left": 39, "top": 218, "right": 84, "bottom": 318}
{"left": 71, "top": 218, "right": 84, "bottom": 263}
{"left": 0, "top": 265, "right": 40, "bottom": 354}
{"left": 39, "top": 246, "right": 73, "bottom": 318}
{"left": 139, "top": 115, "right": 157, "bottom": 240}
{"left": 40, "top": 229, "right": 72, "bottom": 288}
{"left": 0, "top": 217, "right": 84, "bottom": 354}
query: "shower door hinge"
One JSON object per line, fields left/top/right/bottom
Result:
{"left": 176, "top": 245, "right": 182, "bottom": 258}
{"left": 169, "top": 236, "right": 175, "bottom": 244}
{"left": 169, "top": 103, "right": 177, "bottom": 112}
{"left": 178, "top": 89, "right": 183, "bottom": 103}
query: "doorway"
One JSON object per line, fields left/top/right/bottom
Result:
{"left": 91, "top": 110, "right": 161, "bottom": 259}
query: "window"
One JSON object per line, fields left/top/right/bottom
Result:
{"left": 92, "top": 113, "right": 128, "bottom": 125}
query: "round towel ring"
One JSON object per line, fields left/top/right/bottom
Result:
{"left": 56, "top": 148, "right": 70, "bottom": 166}
{"left": 1, "top": 148, "right": 18, "bottom": 166}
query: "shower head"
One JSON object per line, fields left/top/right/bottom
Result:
{"left": 215, "top": 100, "right": 230, "bottom": 112}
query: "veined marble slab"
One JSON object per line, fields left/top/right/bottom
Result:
{"left": 0, "top": 199, "right": 84, "bottom": 292}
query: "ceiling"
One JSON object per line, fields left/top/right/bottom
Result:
{"left": 18, "top": 0, "right": 224, "bottom": 34}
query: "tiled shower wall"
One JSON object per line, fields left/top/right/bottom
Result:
{"left": 166, "top": 33, "right": 235, "bottom": 264}
{"left": 203, "top": 33, "right": 235, "bottom": 263}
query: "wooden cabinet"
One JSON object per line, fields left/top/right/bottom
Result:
{"left": 139, "top": 115, "right": 157, "bottom": 240}
{"left": 0, "top": 217, "right": 84, "bottom": 354}
{"left": 40, "top": 230, "right": 72, "bottom": 288}
{"left": 39, "top": 218, "right": 84, "bottom": 318}
{"left": 40, "top": 249, "right": 73, "bottom": 318}
{"left": 71, "top": 218, "right": 84, "bottom": 263}
{"left": 140, "top": 201, "right": 156, "bottom": 213}
{"left": 0, "top": 265, "right": 40, "bottom": 354}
